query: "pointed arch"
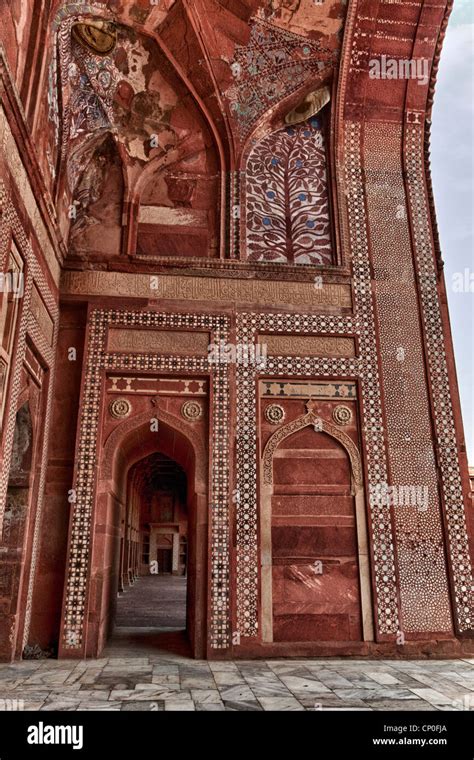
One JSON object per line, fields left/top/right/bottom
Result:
{"left": 262, "top": 412, "right": 363, "bottom": 487}
{"left": 102, "top": 406, "right": 207, "bottom": 489}
{"left": 84, "top": 404, "right": 208, "bottom": 658}
{"left": 47, "top": 3, "right": 225, "bottom": 257}
{"left": 260, "top": 409, "right": 373, "bottom": 644}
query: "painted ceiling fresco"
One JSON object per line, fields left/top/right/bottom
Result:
{"left": 20, "top": 0, "right": 347, "bottom": 261}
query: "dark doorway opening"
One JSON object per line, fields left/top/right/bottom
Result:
{"left": 157, "top": 548, "right": 172, "bottom": 574}
{"left": 107, "top": 453, "right": 191, "bottom": 656}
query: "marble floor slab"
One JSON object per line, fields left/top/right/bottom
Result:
{"left": 0, "top": 656, "right": 472, "bottom": 712}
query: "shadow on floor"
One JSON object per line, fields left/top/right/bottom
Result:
{"left": 105, "top": 575, "right": 191, "bottom": 657}
{"left": 104, "top": 628, "right": 192, "bottom": 658}
{"left": 115, "top": 575, "right": 187, "bottom": 628}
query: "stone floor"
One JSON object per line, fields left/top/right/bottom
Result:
{"left": 2, "top": 576, "right": 473, "bottom": 711}
{"left": 0, "top": 656, "right": 473, "bottom": 712}
{"left": 115, "top": 575, "right": 187, "bottom": 629}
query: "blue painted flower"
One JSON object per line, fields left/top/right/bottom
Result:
{"left": 306, "top": 220, "right": 315, "bottom": 228}
{"left": 263, "top": 217, "right": 272, "bottom": 226}
{"left": 266, "top": 191, "right": 276, "bottom": 200}
{"left": 310, "top": 118, "right": 320, "bottom": 129}
{"left": 296, "top": 159, "right": 303, "bottom": 168}
{"left": 271, "top": 157, "right": 279, "bottom": 166}
{"left": 303, "top": 130, "right": 311, "bottom": 138}
{"left": 298, "top": 193, "right": 306, "bottom": 201}
{"left": 286, "top": 127, "right": 295, "bottom": 136}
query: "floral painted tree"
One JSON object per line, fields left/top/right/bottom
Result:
{"left": 245, "top": 118, "right": 333, "bottom": 264}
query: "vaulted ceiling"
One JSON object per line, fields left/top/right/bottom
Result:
{"left": 39, "top": 0, "right": 347, "bottom": 262}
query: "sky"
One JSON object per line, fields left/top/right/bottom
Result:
{"left": 431, "top": 0, "right": 474, "bottom": 462}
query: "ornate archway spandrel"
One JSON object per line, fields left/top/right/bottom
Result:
{"left": 262, "top": 412, "right": 363, "bottom": 487}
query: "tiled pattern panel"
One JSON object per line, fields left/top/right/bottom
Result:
{"left": 364, "top": 122, "right": 452, "bottom": 632}
{"left": 49, "top": 4, "right": 114, "bottom": 162}
{"left": 0, "top": 183, "right": 59, "bottom": 648}
{"left": 405, "top": 122, "right": 474, "bottom": 632}
{"left": 0, "top": 183, "right": 34, "bottom": 528}
{"left": 62, "top": 310, "right": 230, "bottom": 651}
{"left": 343, "top": 123, "right": 400, "bottom": 638}
{"left": 235, "top": 308, "right": 399, "bottom": 640}
{"left": 0, "top": 651, "right": 473, "bottom": 711}
{"left": 224, "top": 17, "right": 336, "bottom": 140}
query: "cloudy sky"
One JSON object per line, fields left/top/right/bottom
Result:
{"left": 431, "top": 0, "right": 474, "bottom": 460}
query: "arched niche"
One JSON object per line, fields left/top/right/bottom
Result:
{"left": 47, "top": 7, "right": 223, "bottom": 260}
{"left": 3, "top": 403, "right": 33, "bottom": 546}
{"left": 0, "top": 402, "right": 34, "bottom": 659}
{"left": 242, "top": 116, "right": 334, "bottom": 265}
{"left": 134, "top": 130, "right": 220, "bottom": 259}
{"left": 260, "top": 412, "right": 373, "bottom": 644}
{"left": 68, "top": 131, "right": 125, "bottom": 260}
{"left": 101, "top": 407, "right": 206, "bottom": 492}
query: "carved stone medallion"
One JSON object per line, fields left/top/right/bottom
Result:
{"left": 264, "top": 404, "right": 286, "bottom": 425}
{"left": 181, "top": 400, "right": 203, "bottom": 422}
{"left": 109, "top": 398, "right": 131, "bottom": 419}
{"left": 333, "top": 404, "right": 352, "bottom": 426}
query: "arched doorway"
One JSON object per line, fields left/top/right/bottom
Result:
{"left": 112, "top": 453, "right": 189, "bottom": 645}
{"left": 86, "top": 410, "right": 208, "bottom": 659}
{"left": 1, "top": 402, "right": 34, "bottom": 659}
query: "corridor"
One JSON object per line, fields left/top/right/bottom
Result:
{"left": 106, "top": 575, "right": 189, "bottom": 657}
{"left": 115, "top": 576, "right": 187, "bottom": 629}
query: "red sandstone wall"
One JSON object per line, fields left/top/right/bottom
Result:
{"left": 0, "top": 42, "right": 62, "bottom": 659}
{"left": 27, "top": 303, "right": 87, "bottom": 652}
{"left": 271, "top": 424, "right": 361, "bottom": 642}
{"left": 0, "top": 0, "right": 472, "bottom": 663}
{"left": 0, "top": 1, "right": 36, "bottom": 97}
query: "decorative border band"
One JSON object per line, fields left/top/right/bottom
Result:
{"left": 61, "top": 309, "right": 231, "bottom": 650}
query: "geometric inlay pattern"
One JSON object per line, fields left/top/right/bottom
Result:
{"left": 235, "top": 121, "right": 404, "bottom": 640}
{"left": 0, "top": 182, "right": 59, "bottom": 650}
{"left": 405, "top": 121, "right": 474, "bottom": 632}
{"left": 62, "top": 310, "right": 230, "bottom": 650}
{"left": 234, "top": 120, "right": 474, "bottom": 641}
{"left": 224, "top": 18, "right": 335, "bottom": 139}
{"left": 235, "top": 310, "right": 379, "bottom": 639}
